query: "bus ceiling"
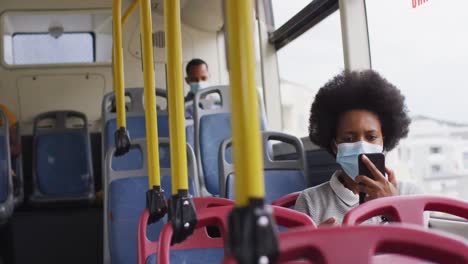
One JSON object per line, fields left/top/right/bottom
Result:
{"left": 0, "top": 0, "right": 224, "bottom": 33}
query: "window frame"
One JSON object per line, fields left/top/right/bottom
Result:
{"left": 268, "top": 0, "right": 339, "bottom": 50}
{"left": 0, "top": 9, "right": 112, "bottom": 69}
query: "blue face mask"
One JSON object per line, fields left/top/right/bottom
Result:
{"left": 189, "top": 82, "right": 209, "bottom": 93}
{"left": 336, "top": 141, "right": 383, "bottom": 180}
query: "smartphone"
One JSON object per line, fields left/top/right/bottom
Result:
{"left": 358, "top": 153, "right": 385, "bottom": 179}
{"left": 358, "top": 153, "right": 385, "bottom": 204}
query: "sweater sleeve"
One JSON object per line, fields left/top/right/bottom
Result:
{"left": 294, "top": 191, "right": 310, "bottom": 213}
{"left": 294, "top": 190, "right": 316, "bottom": 222}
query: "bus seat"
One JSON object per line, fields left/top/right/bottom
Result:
{"left": 185, "top": 119, "right": 195, "bottom": 149}
{"left": 12, "top": 123, "right": 24, "bottom": 207}
{"left": 305, "top": 149, "right": 340, "bottom": 187}
{"left": 105, "top": 114, "right": 170, "bottom": 170}
{"left": 156, "top": 206, "right": 230, "bottom": 264}
{"left": 343, "top": 195, "right": 468, "bottom": 226}
{"left": 273, "top": 225, "right": 468, "bottom": 263}
{"left": 0, "top": 109, "right": 14, "bottom": 224}
{"left": 194, "top": 85, "right": 266, "bottom": 196}
{"left": 30, "top": 111, "right": 94, "bottom": 203}
{"left": 137, "top": 197, "right": 235, "bottom": 264}
{"left": 157, "top": 205, "right": 315, "bottom": 264}
{"left": 220, "top": 131, "right": 307, "bottom": 204}
{"left": 104, "top": 138, "right": 199, "bottom": 264}
{"left": 101, "top": 88, "right": 167, "bottom": 150}
{"left": 102, "top": 88, "right": 193, "bottom": 170}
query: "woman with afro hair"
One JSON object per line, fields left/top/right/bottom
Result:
{"left": 295, "top": 70, "right": 423, "bottom": 226}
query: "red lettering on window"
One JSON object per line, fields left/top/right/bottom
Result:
{"left": 413, "top": 0, "right": 428, "bottom": 8}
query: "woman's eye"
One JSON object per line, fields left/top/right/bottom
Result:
{"left": 368, "top": 135, "right": 378, "bottom": 141}
{"left": 344, "top": 137, "right": 353, "bottom": 142}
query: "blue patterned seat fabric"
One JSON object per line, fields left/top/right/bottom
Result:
{"left": 109, "top": 175, "right": 196, "bottom": 264}
{"left": 227, "top": 170, "right": 306, "bottom": 204}
{"left": 0, "top": 136, "right": 7, "bottom": 202}
{"left": 199, "top": 113, "right": 264, "bottom": 196}
{"left": 36, "top": 131, "right": 91, "bottom": 196}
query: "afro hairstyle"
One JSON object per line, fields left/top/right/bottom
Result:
{"left": 308, "top": 70, "right": 411, "bottom": 155}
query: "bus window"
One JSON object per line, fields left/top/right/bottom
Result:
{"left": 11, "top": 33, "right": 94, "bottom": 65}
{"left": 366, "top": 0, "right": 468, "bottom": 200}
{"left": 275, "top": 11, "right": 344, "bottom": 137}
{"left": 1, "top": 10, "right": 112, "bottom": 66}
{"left": 272, "top": 0, "right": 313, "bottom": 29}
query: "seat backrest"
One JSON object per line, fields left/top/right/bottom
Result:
{"left": 0, "top": 110, "right": 14, "bottom": 223}
{"left": 31, "top": 110, "right": 94, "bottom": 203}
{"left": 104, "top": 138, "right": 199, "bottom": 264}
{"left": 13, "top": 122, "right": 24, "bottom": 207}
{"left": 193, "top": 85, "right": 231, "bottom": 196}
{"left": 157, "top": 206, "right": 231, "bottom": 264}
{"left": 194, "top": 85, "right": 266, "bottom": 196}
{"left": 101, "top": 88, "right": 170, "bottom": 150}
{"left": 275, "top": 225, "right": 468, "bottom": 263}
{"left": 220, "top": 131, "right": 307, "bottom": 203}
{"left": 343, "top": 195, "right": 468, "bottom": 226}
{"left": 158, "top": 205, "right": 315, "bottom": 264}
{"left": 305, "top": 148, "right": 340, "bottom": 187}
{"left": 101, "top": 88, "right": 193, "bottom": 171}
{"left": 137, "top": 197, "right": 235, "bottom": 264}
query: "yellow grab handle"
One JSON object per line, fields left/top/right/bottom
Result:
{"left": 122, "top": 0, "right": 139, "bottom": 26}
{"left": 113, "top": 0, "right": 138, "bottom": 95}
{"left": 112, "top": 48, "right": 117, "bottom": 92}
{"left": 164, "top": 0, "right": 189, "bottom": 194}
{"left": 112, "top": 0, "right": 126, "bottom": 128}
{"left": 226, "top": 0, "right": 264, "bottom": 206}
{"left": 140, "top": 0, "right": 161, "bottom": 187}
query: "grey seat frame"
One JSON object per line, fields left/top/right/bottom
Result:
{"left": 101, "top": 87, "right": 169, "bottom": 200}
{"left": 13, "top": 122, "right": 24, "bottom": 207}
{"left": 0, "top": 110, "right": 14, "bottom": 224}
{"left": 101, "top": 87, "right": 168, "bottom": 160}
{"left": 193, "top": 85, "right": 231, "bottom": 196}
{"left": 218, "top": 131, "right": 308, "bottom": 199}
{"left": 102, "top": 138, "right": 199, "bottom": 264}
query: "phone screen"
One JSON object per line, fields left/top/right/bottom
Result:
{"left": 358, "top": 153, "right": 385, "bottom": 204}
{"left": 358, "top": 153, "right": 385, "bottom": 179}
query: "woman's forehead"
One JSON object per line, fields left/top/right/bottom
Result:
{"left": 336, "top": 110, "right": 382, "bottom": 132}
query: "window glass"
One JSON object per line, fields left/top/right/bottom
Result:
{"left": 271, "top": 0, "right": 312, "bottom": 29}
{"left": 463, "top": 152, "right": 468, "bottom": 170}
{"left": 366, "top": 0, "right": 468, "bottom": 200}
{"left": 430, "top": 147, "right": 442, "bottom": 154}
{"left": 10, "top": 33, "right": 94, "bottom": 65}
{"left": 276, "top": 11, "right": 344, "bottom": 136}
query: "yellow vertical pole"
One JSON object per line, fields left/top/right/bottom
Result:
{"left": 226, "top": 0, "right": 264, "bottom": 206}
{"left": 140, "top": 0, "right": 161, "bottom": 187}
{"left": 112, "top": 48, "right": 117, "bottom": 92}
{"left": 164, "top": 0, "right": 189, "bottom": 194}
{"left": 113, "top": 0, "right": 137, "bottom": 96}
{"left": 112, "top": 0, "right": 126, "bottom": 129}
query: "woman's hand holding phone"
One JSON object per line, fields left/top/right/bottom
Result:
{"left": 355, "top": 155, "right": 399, "bottom": 202}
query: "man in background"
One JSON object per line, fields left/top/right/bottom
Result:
{"left": 183, "top": 58, "right": 221, "bottom": 118}
{"left": 184, "top": 58, "right": 210, "bottom": 102}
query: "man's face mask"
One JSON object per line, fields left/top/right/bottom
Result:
{"left": 336, "top": 141, "right": 383, "bottom": 180}
{"left": 189, "top": 81, "right": 209, "bottom": 93}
